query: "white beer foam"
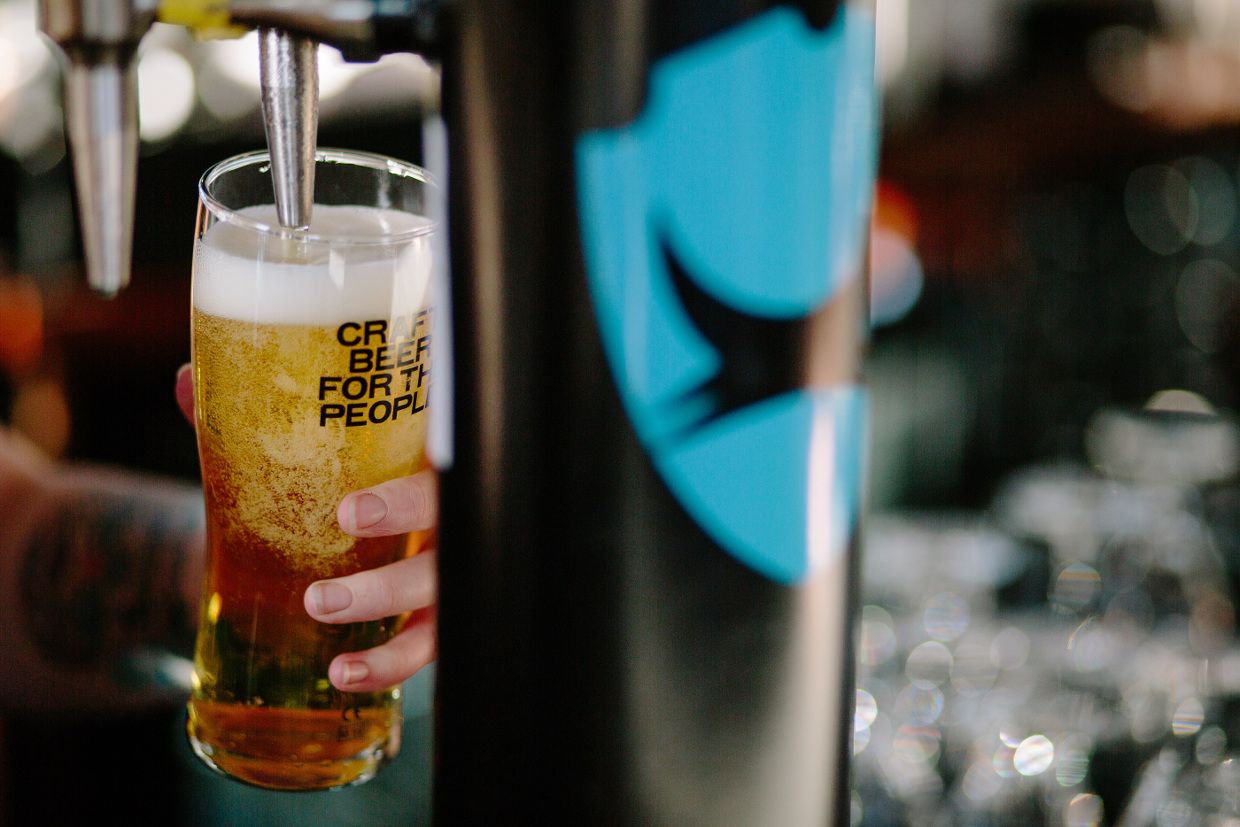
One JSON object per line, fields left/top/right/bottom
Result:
{"left": 194, "top": 204, "right": 433, "bottom": 325}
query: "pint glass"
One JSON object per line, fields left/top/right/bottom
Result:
{"left": 186, "top": 149, "right": 434, "bottom": 790}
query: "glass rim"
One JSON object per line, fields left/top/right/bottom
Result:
{"left": 198, "top": 148, "right": 436, "bottom": 246}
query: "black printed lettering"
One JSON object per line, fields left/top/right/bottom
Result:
{"left": 396, "top": 339, "right": 417, "bottom": 368}
{"left": 337, "top": 322, "right": 361, "bottom": 346}
{"left": 320, "top": 404, "right": 345, "bottom": 425}
{"left": 350, "top": 348, "right": 374, "bottom": 373}
{"left": 319, "top": 314, "right": 432, "bottom": 426}
{"left": 375, "top": 345, "right": 395, "bottom": 372}
{"left": 319, "top": 376, "right": 341, "bottom": 401}
{"left": 363, "top": 319, "right": 387, "bottom": 345}
{"left": 368, "top": 400, "right": 392, "bottom": 424}
{"left": 370, "top": 373, "right": 392, "bottom": 398}
{"left": 390, "top": 314, "right": 413, "bottom": 343}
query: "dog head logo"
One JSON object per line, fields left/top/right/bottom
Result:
{"left": 576, "top": 2, "right": 875, "bottom": 583}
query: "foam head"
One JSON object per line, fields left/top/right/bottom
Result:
{"left": 194, "top": 204, "right": 434, "bottom": 325}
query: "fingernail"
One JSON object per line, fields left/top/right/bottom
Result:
{"left": 335, "top": 660, "right": 369, "bottom": 686}
{"left": 351, "top": 492, "right": 388, "bottom": 529}
{"left": 308, "top": 581, "right": 353, "bottom": 614}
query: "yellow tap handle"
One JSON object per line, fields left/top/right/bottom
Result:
{"left": 157, "top": 0, "right": 246, "bottom": 38}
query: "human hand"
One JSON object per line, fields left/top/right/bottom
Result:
{"left": 306, "top": 474, "right": 438, "bottom": 692}
{"left": 175, "top": 364, "right": 438, "bottom": 693}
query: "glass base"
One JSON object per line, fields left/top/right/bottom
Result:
{"left": 186, "top": 702, "right": 401, "bottom": 792}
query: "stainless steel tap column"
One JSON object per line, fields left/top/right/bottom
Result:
{"left": 37, "top": 0, "right": 155, "bottom": 296}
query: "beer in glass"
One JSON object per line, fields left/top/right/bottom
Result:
{"left": 186, "top": 149, "right": 434, "bottom": 790}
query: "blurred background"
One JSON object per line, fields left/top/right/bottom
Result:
{"left": 5, "top": 0, "right": 1240, "bottom": 824}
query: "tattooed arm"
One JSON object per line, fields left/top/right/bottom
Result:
{"left": 0, "top": 427, "right": 204, "bottom": 715}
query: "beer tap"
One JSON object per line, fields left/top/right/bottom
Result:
{"left": 38, "top": 0, "right": 443, "bottom": 294}
{"left": 37, "top": 0, "right": 155, "bottom": 297}
{"left": 258, "top": 28, "right": 317, "bottom": 230}
{"left": 196, "top": 1, "right": 442, "bottom": 230}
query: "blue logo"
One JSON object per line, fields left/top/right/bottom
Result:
{"left": 575, "top": 5, "right": 876, "bottom": 583}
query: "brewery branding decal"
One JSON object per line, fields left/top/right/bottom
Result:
{"left": 576, "top": 3, "right": 876, "bottom": 583}
{"left": 317, "top": 309, "right": 431, "bottom": 427}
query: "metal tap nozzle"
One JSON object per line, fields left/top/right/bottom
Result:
{"left": 259, "top": 28, "right": 318, "bottom": 230}
{"left": 38, "top": 0, "right": 155, "bottom": 296}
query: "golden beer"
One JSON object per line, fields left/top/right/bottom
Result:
{"left": 186, "top": 178, "right": 433, "bottom": 791}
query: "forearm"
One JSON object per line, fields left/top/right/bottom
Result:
{"left": 0, "top": 430, "right": 204, "bottom": 715}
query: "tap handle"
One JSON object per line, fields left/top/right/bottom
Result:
{"left": 159, "top": 0, "right": 444, "bottom": 63}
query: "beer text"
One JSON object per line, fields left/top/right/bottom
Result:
{"left": 319, "top": 310, "right": 431, "bottom": 427}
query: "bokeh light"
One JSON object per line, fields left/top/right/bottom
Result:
{"left": 1175, "top": 259, "right": 1240, "bottom": 354}
{"left": 1176, "top": 156, "right": 1235, "bottom": 245}
{"left": 989, "top": 627, "right": 1031, "bottom": 671}
{"left": 0, "top": 0, "right": 52, "bottom": 104}
{"left": 906, "top": 641, "right": 954, "bottom": 689}
{"left": 1124, "top": 164, "right": 1198, "bottom": 255}
{"left": 1065, "top": 793, "right": 1104, "bottom": 827}
{"left": 1171, "top": 697, "right": 1205, "bottom": 737}
{"left": 961, "top": 760, "right": 1003, "bottom": 802}
{"left": 1055, "top": 734, "right": 1092, "bottom": 787}
{"left": 137, "top": 48, "right": 196, "bottom": 143}
{"left": 860, "top": 604, "right": 899, "bottom": 667}
{"left": 893, "top": 685, "right": 945, "bottom": 726}
{"left": 923, "top": 591, "right": 969, "bottom": 642}
{"left": 893, "top": 725, "right": 942, "bottom": 766}
{"left": 1195, "top": 726, "right": 1226, "bottom": 764}
{"left": 1013, "top": 734, "right": 1054, "bottom": 777}
{"left": 1052, "top": 563, "right": 1102, "bottom": 614}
